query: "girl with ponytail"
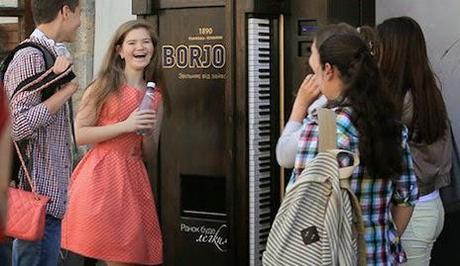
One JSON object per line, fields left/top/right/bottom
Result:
{"left": 276, "top": 24, "right": 419, "bottom": 265}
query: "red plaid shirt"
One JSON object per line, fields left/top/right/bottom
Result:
{"left": 4, "top": 29, "right": 73, "bottom": 219}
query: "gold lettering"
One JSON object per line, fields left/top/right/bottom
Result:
{"left": 198, "top": 27, "right": 214, "bottom": 35}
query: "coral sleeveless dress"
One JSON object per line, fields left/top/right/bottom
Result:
{"left": 61, "top": 85, "right": 163, "bottom": 265}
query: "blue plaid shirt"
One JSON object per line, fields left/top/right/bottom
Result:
{"left": 290, "top": 106, "right": 418, "bottom": 265}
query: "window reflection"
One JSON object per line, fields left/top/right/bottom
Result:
{"left": 0, "top": 0, "right": 19, "bottom": 8}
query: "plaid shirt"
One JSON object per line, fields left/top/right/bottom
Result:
{"left": 290, "top": 106, "right": 418, "bottom": 266}
{"left": 0, "top": 91, "right": 7, "bottom": 131}
{"left": 4, "top": 29, "right": 73, "bottom": 219}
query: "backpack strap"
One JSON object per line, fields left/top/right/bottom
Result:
{"left": 2, "top": 42, "right": 57, "bottom": 100}
{"left": 318, "top": 108, "right": 337, "bottom": 152}
{"left": 318, "top": 109, "right": 367, "bottom": 265}
{"left": 0, "top": 42, "right": 53, "bottom": 80}
{"left": 1, "top": 41, "right": 55, "bottom": 75}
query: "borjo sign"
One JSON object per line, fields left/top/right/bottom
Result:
{"left": 162, "top": 44, "right": 226, "bottom": 69}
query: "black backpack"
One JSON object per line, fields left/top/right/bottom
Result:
{"left": 0, "top": 42, "right": 57, "bottom": 102}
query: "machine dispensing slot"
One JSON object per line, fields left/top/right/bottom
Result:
{"left": 181, "top": 174, "right": 226, "bottom": 220}
{"left": 298, "top": 41, "right": 312, "bottom": 57}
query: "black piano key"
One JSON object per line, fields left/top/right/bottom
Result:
{"left": 259, "top": 176, "right": 271, "bottom": 181}
{"left": 257, "top": 156, "right": 271, "bottom": 162}
{"left": 259, "top": 96, "right": 270, "bottom": 101}
{"left": 258, "top": 47, "right": 270, "bottom": 52}
{"left": 259, "top": 212, "right": 271, "bottom": 219}
{"left": 259, "top": 183, "right": 271, "bottom": 189}
{"left": 258, "top": 74, "right": 270, "bottom": 79}
{"left": 260, "top": 191, "right": 271, "bottom": 197}
{"left": 258, "top": 147, "right": 270, "bottom": 152}
{"left": 257, "top": 162, "right": 271, "bottom": 168}
{"left": 260, "top": 235, "right": 270, "bottom": 242}
{"left": 259, "top": 181, "right": 271, "bottom": 186}
{"left": 259, "top": 218, "right": 271, "bottom": 225}
{"left": 258, "top": 111, "right": 270, "bottom": 116}
{"left": 260, "top": 227, "right": 271, "bottom": 234}
{"left": 258, "top": 84, "right": 270, "bottom": 89}
{"left": 260, "top": 203, "right": 272, "bottom": 209}
{"left": 258, "top": 169, "right": 271, "bottom": 174}
{"left": 258, "top": 68, "right": 270, "bottom": 73}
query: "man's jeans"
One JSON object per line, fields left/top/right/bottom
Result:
{"left": 12, "top": 215, "right": 62, "bottom": 266}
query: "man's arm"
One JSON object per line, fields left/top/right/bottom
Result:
{"left": 5, "top": 48, "right": 75, "bottom": 141}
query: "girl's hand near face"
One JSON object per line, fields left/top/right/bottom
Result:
{"left": 297, "top": 74, "right": 321, "bottom": 106}
{"left": 123, "top": 109, "right": 157, "bottom": 133}
{"left": 289, "top": 74, "right": 321, "bottom": 122}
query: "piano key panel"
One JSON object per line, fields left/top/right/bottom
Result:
{"left": 248, "top": 17, "right": 280, "bottom": 266}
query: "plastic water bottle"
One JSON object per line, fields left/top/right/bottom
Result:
{"left": 137, "top": 81, "right": 157, "bottom": 135}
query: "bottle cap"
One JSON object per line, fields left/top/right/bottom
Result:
{"left": 147, "top": 81, "right": 156, "bottom": 88}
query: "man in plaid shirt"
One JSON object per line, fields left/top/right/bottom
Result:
{"left": 4, "top": 0, "right": 81, "bottom": 265}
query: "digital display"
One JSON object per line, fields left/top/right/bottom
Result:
{"left": 298, "top": 20, "right": 318, "bottom": 36}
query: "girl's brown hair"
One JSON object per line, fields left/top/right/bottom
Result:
{"left": 315, "top": 25, "right": 404, "bottom": 179}
{"left": 378, "top": 16, "right": 447, "bottom": 144}
{"left": 87, "top": 20, "right": 168, "bottom": 115}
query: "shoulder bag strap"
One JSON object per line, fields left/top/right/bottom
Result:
{"left": 12, "top": 141, "right": 39, "bottom": 198}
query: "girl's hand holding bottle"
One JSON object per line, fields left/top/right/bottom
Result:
{"left": 123, "top": 109, "right": 156, "bottom": 134}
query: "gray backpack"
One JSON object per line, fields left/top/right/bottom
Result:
{"left": 263, "top": 108, "right": 366, "bottom": 266}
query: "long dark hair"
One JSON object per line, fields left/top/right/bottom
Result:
{"left": 378, "top": 16, "right": 447, "bottom": 144}
{"left": 315, "top": 26, "right": 404, "bottom": 178}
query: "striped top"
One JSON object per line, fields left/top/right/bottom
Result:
{"left": 290, "top": 106, "right": 418, "bottom": 265}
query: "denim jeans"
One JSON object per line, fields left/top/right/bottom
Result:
{"left": 0, "top": 242, "right": 8, "bottom": 265}
{"left": 12, "top": 215, "right": 62, "bottom": 266}
{"left": 401, "top": 196, "right": 445, "bottom": 266}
